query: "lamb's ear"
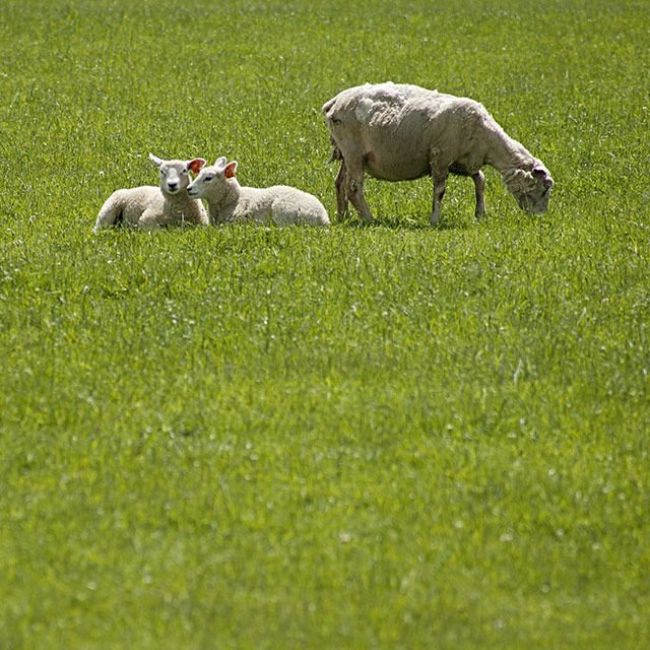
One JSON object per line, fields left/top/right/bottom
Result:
{"left": 149, "top": 153, "right": 163, "bottom": 168}
{"left": 187, "top": 158, "right": 206, "bottom": 174}
{"left": 214, "top": 156, "right": 228, "bottom": 169}
{"left": 224, "top": 161, "right": 238, "bottom": 179}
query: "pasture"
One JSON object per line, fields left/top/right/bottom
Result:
{"left": 1, "top": 0, "right": 648, "bottom": 647}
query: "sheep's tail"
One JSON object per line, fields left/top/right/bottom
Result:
{"left": 328, "top": 136, "right": 343, "bottom": 163}
{"left": 321, "top": 97, "right": 336, "bottom": 116}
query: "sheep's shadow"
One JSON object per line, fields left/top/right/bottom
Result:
{"left": 332, "top": 214, "right": 473, "bottom": 232}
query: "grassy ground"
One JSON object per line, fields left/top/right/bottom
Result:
{"left": 1, "top": 0, "right": 649, "bottom": 648}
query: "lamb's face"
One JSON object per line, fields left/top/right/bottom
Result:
{"left": 187, "top": 157, "right": 237, "bottom": 200}
{"left": 507, "top": 163, "right": 554, "bottom": 214}
{"left": 187, "top": 165, "right": 220, "bottom": 199}
{"left": 149, "top": 154, "right": 206, "bottom": 196}
{"left": 158, "top": 161, "right": 190, "bottom": 195}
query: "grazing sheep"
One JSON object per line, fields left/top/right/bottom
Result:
{"left": 322, "top": 82, "right": 554, "bottom": 224}
{"left": 93, "top": 154, "right": 209, "bottom": 232}
{"left": 187, "top": 157, "right": 330, "bottom": 226}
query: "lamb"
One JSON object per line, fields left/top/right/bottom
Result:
{"left": 186, "top": 157, "right": 330, "bottom": 226}
{"left": 93, "top": 154, "right": 209, "bottom": 232}
{"left": 322, "top": 82, "right": 554, "bottom": 224}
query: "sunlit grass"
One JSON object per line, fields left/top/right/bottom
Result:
{"left": 0, "top": 1, "right": 648, "bottom": 647}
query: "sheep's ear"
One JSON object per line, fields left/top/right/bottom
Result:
{"left": 214, "top": 156, "right": 228, "bottom": 169}
{"left": 533, "top": 165, "right": 554, "bottom": 189}
{"left": 149, "top": 153, "right": 163, "bottom": 168}
{"left": 187, "top": 158, "right": 206, "bottom": 174}
{"left": 224, "top": 161, "right": 238, "bottom": 179}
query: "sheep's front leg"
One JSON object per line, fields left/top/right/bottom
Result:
{"left": 335, "top": 159, "right": 349, "bottom": 219}
{"left": 430, "top": 169, "right": 449, "bottom": 225}
{"left": 346, "top": 160, "right": 373, "bottom": 223}
{"left": 472, "top": 170, "right": 486, "bottom": 218}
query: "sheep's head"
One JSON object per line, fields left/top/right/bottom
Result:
{"left": 149, "top": 153, "right": 206, "bottom": 196}
{"left": 504, "top": 162, "right": 554, "bottom": 214}
{"left": 187, "top": 157, "right": 238, "bottom": 200}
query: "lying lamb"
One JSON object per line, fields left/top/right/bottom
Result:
{"left": 322, "top": 82, "right": 554, "bottom": 224}
{"left": 187, "top": 157, "right": 330, "bottom": 226}
{"left": 93, "top": 154, "right": 209, "bottom": 232}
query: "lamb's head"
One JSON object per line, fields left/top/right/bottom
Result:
{"left": 187, "top": 157, "right": 238, "bottom": 200}
{"left": 503, "top": 161, "right": 554, "bottom": 214}
{"left": 149, "top": 153, "right": 206, "bottom": 196}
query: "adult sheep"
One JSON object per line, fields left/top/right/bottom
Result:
{"left": 322, "top": 82, "right": 554, "bottom": 224}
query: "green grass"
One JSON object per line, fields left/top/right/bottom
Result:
{"left": 1, "top": 0, "right": 649, "bottom": 648}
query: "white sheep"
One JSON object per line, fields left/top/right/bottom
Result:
{"left": 322, "top": 82, "right": 554, "bottom": 224}
{"left": 93, "top": 154, "right": 209, "bottom": 232}
{"left": 186, "top": 157, "right": 330, "bottom": 227}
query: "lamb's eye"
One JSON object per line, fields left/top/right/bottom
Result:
{"left": 181, "top": 169, "right": 188, "bottom": 175}
{"left": 331, "top": 117, "right": 341, "bottom": 125}
{"left": 203, "top": 176, "right": 214, "bottom": 183}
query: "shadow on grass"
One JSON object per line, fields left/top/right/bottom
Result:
{"left": 91, "top": 215, "right": 483, "bottom": 234}
{"left": 331, "top": 213, "right": 474, "bottom": 232}
{"left": 339, "top": 209, "right": 554, "bottom": 232}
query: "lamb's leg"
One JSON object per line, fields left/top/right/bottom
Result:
{"left": 138, "top": 209, "right": 164, "bottom": 230}
{"left": 93, "top": 194, "right": 123, "bottom": 232}
{"left": 335, "top": 159, "right": 349, "bottom": 219}
{"left": 430, "top": 169, "right": 449, "bottom": 225}
{"left": 345, "top": 160, "right": 373, "bottom": 223}
{"left": 472, "top": 170, "right": 486, "bottom": 218}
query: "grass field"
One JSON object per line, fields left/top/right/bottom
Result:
{"left": 1, "top": 0, "right": 649, "bottom": 647}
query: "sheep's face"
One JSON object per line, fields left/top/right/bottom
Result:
{"left": 505, "top": 163, "right": 554, "bottom": 214}
{"left": 149, "top": 154, "right": 206, "bottom": 196}
{"left": 187, "top": 157, "right": 238, "bottom": 200}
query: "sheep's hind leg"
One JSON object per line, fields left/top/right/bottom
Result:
{"left": 430, "top": 169, "right": 449, "bottom": 226}
{"left": 472, "top": 171, "right": 486, "bottom": 218}
{"left": 346, "top": 161, "right": 373, "bottom": 223}
{"left": 335, "top": 159, "right": 349, "bottom": 220}
{"left": 93, "top": 195, "right": 122, "bottom": 232}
